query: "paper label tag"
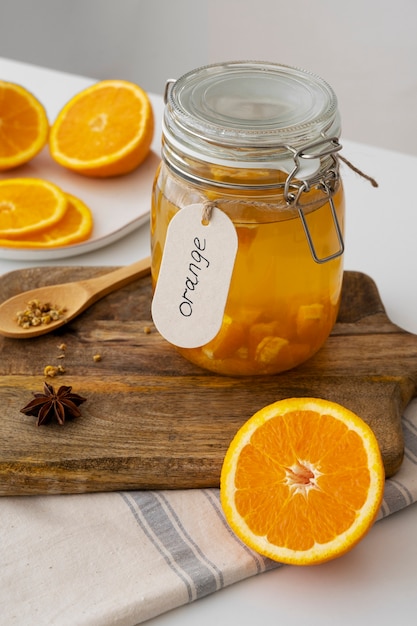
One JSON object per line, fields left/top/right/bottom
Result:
{"left": 151, "top": 204, "right": 238, "bottom": 348}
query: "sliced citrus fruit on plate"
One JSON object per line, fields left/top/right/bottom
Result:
{"left": 49, "top": 79, "right": 154, "bottom": 177}
{"left": 0, "top": 178, "right": 68, "bottom": 238}
{"left": 0, "top": 192, "right": 93, "bottom": 248}
{"left": 220, "top": 397, "right": 385, "bottom": 566}
{"left": 0, "top": 81, "right": 49, "bottom": 171}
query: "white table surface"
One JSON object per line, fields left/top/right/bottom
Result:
{"left": 1, "top": 57, "right": 417, "bottom": 626}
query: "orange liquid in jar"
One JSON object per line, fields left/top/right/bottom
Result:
{"left": 151, "top": 165, "right": 345, "bottom": 376}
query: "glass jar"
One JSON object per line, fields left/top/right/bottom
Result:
{"left": 151, "top": 61, "right": 345, "bottom": 376}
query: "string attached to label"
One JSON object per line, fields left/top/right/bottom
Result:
{"left": 151, "top": 203, "right": 238, "bottom": 349}
{"left": 201, "top": 201, "right": 214, "bottom": 225}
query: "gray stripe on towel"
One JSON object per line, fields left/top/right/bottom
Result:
{"left": 121, "top": 491, "right": 221, "bottom": 601}
{"left": 202, "top": 488, "right": 281, "bottom": 573}
{"left": 120, "top": 492, "right": 195, "bottom": 602}
{"left": 156, "top": 491, "right": 225, "bottom": 589}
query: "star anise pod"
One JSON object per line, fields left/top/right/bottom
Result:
{"left": 20, "top": 382, "right": 87, "bottom": 426}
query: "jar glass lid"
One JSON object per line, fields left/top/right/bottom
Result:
{"left": 164, "top": 61, "right": 340, "bottom": 158}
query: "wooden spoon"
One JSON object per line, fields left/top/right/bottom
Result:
{"left": 0, "top": 256, "right": 151, "bottom": 338}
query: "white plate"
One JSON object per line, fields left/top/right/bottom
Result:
{"left": 0, "top": 146, "right": 160, "bottom": 261}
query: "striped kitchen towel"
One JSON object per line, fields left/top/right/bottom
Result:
{"left": 2, "top": 398, "right": 417, "bottom": 626}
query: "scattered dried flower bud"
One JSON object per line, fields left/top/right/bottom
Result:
{"left": 43, "top": 364, "right": 65, "bottom": 377}
{"left": 143, "top": 326, "right": 152, "bottom": 334}
{"left": 93, "top": 354, "right": 102, "bottom": 362}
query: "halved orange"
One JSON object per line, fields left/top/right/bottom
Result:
{"left": 0, "top": 81, "right": 49, "bottom": 170}
{"left": 49, "top": 79, "right": 154, "bottom": 177}
{"left": 220, "top": 397, "right": 385, "bottom": 566}
{"left": 0, "top": 192, "right": 93, "bottom": 248}
{"left": 0, "top": 178, "right": 68, "bottom": 238}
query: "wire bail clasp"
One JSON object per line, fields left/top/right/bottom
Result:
{"left": 284, "top": 137, "right": 344, "bottom": 264}
{"left": 164, "top": 79, "right": 177, "bottom": 104}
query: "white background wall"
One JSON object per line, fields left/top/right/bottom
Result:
{"left": 1, "top": 0, "right": 416, "bottom": 155}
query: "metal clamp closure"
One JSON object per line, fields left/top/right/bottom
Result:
{"left": 296, "top": 182, "right": 344, "bottom": 264}
{"left": 284, "top": 137, "right": 344, "bottom": 264}
{"left": 164, "top": 79, "right": 176, "bottom": 104}
{"left": 284, "top": 136, "right": 342, "bottom": 202}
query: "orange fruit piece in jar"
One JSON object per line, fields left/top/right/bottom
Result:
{"left": 0, "top": 192, "right": 93, "bottom": 248}
{"left": 49, "top": 79, "right": 154, "bottom": 177}
{"left": 220, "top": 397, "right": 385, "bottom": 566}
{"left": 203, "top": 314, "right": 247, "bottom": 360}
{"left": 0, "top": 81, "right": 49, "bottom": 170}
{"left": 296, "top": 303, "right": 325, "bottom": 334}
{"left": 0, "top": 178, "right": 68, "bottom": 238}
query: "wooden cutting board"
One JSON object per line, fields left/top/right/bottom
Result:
{"left": 1, "top": 266, "right": 416, "bottom": 496}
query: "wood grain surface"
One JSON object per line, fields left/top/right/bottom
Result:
{"left": 1, "top": 267, "right": 416, "bottom": 495}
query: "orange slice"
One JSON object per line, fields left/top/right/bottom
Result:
{"left": 49, "top": 79, "right": 154, "bottom": 177}
{"left": 0, "top": 81, "right": 49, "bottom": 171}
{"left": 0, "top": 178, "right": 68, "bottom": 238}
{"left": 0, "top": 192, "right": 93, "bottom": 248}
{"left": 220, "top": 397, "right": 385, "bottom": 566}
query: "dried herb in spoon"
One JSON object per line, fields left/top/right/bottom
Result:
{"left": 20, "top": 382, "right": 87, "bottom": 426}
